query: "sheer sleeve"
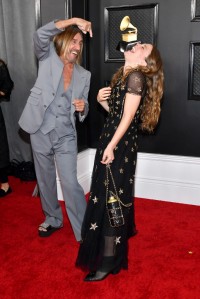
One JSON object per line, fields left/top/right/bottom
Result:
{"left": 126, "top": 71, "right": 146, "bottom": 96}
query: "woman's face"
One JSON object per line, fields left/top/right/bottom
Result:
{"left": 124, "top": 43, "right": 153, "bottom": 66}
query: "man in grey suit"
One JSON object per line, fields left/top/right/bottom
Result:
{"left": 19, "top": 18, "right": 92, "bottom": 242}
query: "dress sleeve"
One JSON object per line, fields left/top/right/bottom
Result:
{"left": 126, "top": 71, "right": 146, "bottom": 96}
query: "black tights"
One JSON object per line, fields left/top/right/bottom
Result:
{"left": 104, "top": 236, "right": 116, "bottom": 256}
{"left": 98, "top": 236, "right": 116, "bottom": 273}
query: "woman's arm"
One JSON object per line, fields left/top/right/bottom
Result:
{"left": 101, "top": 92, "right": 141, "bottom": 164}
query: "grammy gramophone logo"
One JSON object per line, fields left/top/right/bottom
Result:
{"left": 116, "top": 16, "right": 140, "bottom": 52}
{"left": 120, "top": 16, "right": 138, "bottom": 42}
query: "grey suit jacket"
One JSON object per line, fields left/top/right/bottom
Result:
{"left": 19, "top": 21, "right": 91, "bottom": 134}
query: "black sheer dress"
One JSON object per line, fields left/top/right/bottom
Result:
{"left": 76, "top": 70, "right": 146, "bottom": 273}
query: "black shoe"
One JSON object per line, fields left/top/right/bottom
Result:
{"left": 84, "top": 268, "right": 119, "bottom": 282}
{"left": 0, "top": 187, "right": 12, "bottom": 198}
{"left": 38, "top": 223, "right": 63, "bottom": 237}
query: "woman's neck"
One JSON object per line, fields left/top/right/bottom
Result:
{"left": 123, "top": 63, "right": 138, "bottom": 74}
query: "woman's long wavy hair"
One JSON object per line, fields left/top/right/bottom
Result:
{"left": 53, "top": 26, "right": 83, "bottom": 65}
{"left": 110, "top": 46, "right": 164, "bottom": 132}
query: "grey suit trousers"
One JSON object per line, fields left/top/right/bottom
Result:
{"left": 30, "top": 129, "right": 86, "bottom": 241}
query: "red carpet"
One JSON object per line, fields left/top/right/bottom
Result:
{"left": 0, "top": 176, "right": 200, "bottom": 299}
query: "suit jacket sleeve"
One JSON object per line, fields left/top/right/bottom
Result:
{"left": 33, "top": 21, "right": 63, "bottom": 61}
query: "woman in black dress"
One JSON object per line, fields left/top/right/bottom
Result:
{"left": 76, "top": 43, "right": 164, "bottom": 281}
{"left": 0, "top": 59, "right": 14, "bottom": 197}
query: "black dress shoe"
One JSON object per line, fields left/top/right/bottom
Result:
{"left": 0, "top": 187, "right": 12, "bottom": 198}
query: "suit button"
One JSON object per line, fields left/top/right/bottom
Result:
{"left": 52, "top": 93, "right": 55, "bottom": 96}
{"left": 44, "top": 105, "right": 47, "bottom": 108}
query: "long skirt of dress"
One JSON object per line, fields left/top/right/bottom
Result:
{"left": 76, "top": 133, "right": 138, "bottom": 273}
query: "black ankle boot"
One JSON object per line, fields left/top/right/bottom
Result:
{"left": 84, "top": 256, "right": 120, "bottom": 282}
{"left": 84, "top": 268, "right": 119, "bottom": 282}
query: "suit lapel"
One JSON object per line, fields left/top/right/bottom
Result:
{"left": 71, "top": 65, "right": 84, "bottom": 113}
{"left": 51, "top": 51, "right": 63, "bottom": 92}
{"left": 72, "top": 64, "right": 85, "bottom": 98}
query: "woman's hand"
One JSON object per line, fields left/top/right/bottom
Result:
{"left": 97, "top": 87, "right": 111, "bottom": 103}
{"left": 101, "top": 143, "right": 115, "bottom": 165}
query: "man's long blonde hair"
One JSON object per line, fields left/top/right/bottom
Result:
{"left": 53, "top": 26, "right": 83, "bottom": 65}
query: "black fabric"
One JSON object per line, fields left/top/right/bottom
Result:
{"left": 9, "top": 159, "right": 36, "bottom": 181}
{"left": 0, "top": 59, "right": 14, "bottom": 170}
{"left": 0, "top": 107, "right": 10, "bottom": 169}
{"left": 0, "top": 166, "right": 8, "bottom": 183}
{"left": 0, "top": 60, "right": 14, "bottom": 102}
{"left": 76, "top": 70, "right": 146, "bottom": 273}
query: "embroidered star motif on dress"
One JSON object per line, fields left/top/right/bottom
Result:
{"left": 119, "top": 188, "right": 123, "bottom": 195}
{"left": 115, "top": 236, "right": 121, "bottom": 244}
{"left": 90, "top": 223, "right": 98, "bottom": 231}
{"left": 125, "top": 157, "right": 128, "bottom": 163}
{"left": 92, "top": 196, "right": 98, "bottom": 204}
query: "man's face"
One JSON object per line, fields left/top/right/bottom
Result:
{"left": 64, "top": 33, "right": 83, "bottom": 63}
